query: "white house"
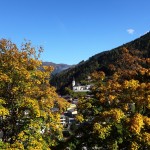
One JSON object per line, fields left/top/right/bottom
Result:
{"left": 60, "top": 115, "right": 67, "bottom": 126}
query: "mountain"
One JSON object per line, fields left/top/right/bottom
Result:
{"left": 50, "top": 32, "right": 150, "bottom": 93}
{"left": 42, "top": 62, "right": 74, "bottom": 74}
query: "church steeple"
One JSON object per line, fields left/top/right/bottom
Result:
{"left": 72, "top": 78, "right": 75, "bottom": 87}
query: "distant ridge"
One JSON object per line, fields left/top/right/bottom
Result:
{"left": 50, "top": 32, "right": 150, "bottom": 93}
{"left": 42, "top": 62, "right": 74, "bottom": 74}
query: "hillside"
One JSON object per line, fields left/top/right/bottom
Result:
{"left": 42, "top": 62, "right": 73, "bottom": 74}
{"left": 50, "top": 32, "right": 150, "bottom": 93}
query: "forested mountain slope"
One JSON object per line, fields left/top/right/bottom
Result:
{"left": 50, "top": 32, "right": 150, "bottom": 93}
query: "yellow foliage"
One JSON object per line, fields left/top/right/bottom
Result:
{"left": 102, "top": 108, "right": 125, "bottom": 123}
{"left": 130, "top": 141, "right": 139, "bottom": 150}
{"left": 92, "top": 71, "right": 105, "bottom": 81}
{"left": 143, "top": 116, "right": 150, "bottom": 127}
{"left": 75, "top": 50, "right": 150, "bottom": 149}
{"left": 10, "top": 140, "right": 25, "bottom": 150}
{"left": 0, "top": 73, "right": 11, "bottom": 82}
{"left": 123, "top": 79, "right": 139, "bottom": 90}
{"left": 0, "top": 99, "right": 9, "bottom": 116}
{"left": 147, "top": 95, "right": 150, "bottom": 109}
{"left": 43, "top": 65, "right": 54, "bottom": 72}
{"left": 130, "top": 113, "right": 144, "bottom": 134}
{"left": 76, "top": 114, "right": 84, "bottom": 123}
{"left": 123, "top": 103, "right": 129, "bottom": 111}
{"left": 142, "top": 132, "right": 150, "bottom": 145}
{"left": 108, "top": 95, "right": 116, "bottom": 103}
{"left": 93, "top": 123, "right": 112, "bottom": 139}
{"left": 0, "top": 108, "right": 9, "bottom": 116}
{"left": 0, "top": 39, "right": 69, "bottom": 149}
{"left": 140, "top": 83, "right": 146, "bottom": 89}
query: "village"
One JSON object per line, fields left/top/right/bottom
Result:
{"left": 59, "top": 78, "right": 92, "bottom": 138}
{"left": 58, "top": 78, "right": 137, "bottom": 139}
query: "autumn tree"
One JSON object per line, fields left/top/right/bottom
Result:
{"left": 0, "top": 39, "right": 68, "bottom": 149}
{"left": 63, "top": 48, "right": 150, "bottom": 150}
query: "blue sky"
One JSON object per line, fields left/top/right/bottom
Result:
{"left": 0, "top": 0, "right": 150, "bottom": 65}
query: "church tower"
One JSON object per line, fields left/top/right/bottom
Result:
{"left": 72, "top": 78, "right": 75, "bottom": 87}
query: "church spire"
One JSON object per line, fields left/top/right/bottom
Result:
{"left": 72, "top": 78, "right": 75, "bottom": 87}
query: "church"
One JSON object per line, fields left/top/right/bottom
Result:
{"left": 72, "top": 78, "right": 91, "bottom": 92}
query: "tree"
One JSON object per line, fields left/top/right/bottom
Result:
{"left": 64, "top": 48, "right": 150, "bottom": 150}
{"left": 0, "top": 39, "right": 68, "bottom": 149}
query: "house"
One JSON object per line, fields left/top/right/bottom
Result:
{"left": 60, "top": 115, "right": 67, "bottom": 126}
{"left": 67, "top": 104, "right": 76, "bottom": 111}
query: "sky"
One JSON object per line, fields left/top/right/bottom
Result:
{"left": 0, "top": 0, "right": 150, "bottom": 65}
